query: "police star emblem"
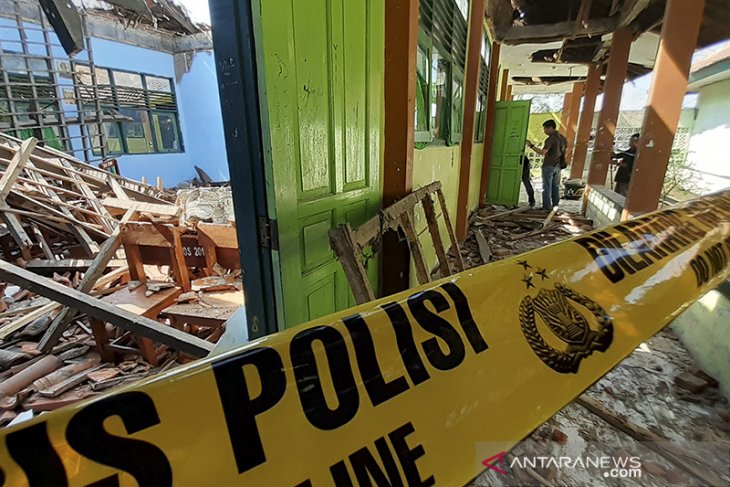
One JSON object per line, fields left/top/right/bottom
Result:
{"left": 517, "top": 263, "right": 614, "bottom": 374}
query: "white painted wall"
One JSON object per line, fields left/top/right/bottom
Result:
{"left": 687, "top": 78, "right": 730, "bottom": 193}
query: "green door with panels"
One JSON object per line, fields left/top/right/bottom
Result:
{"left": 487, "top": 100, "right": 531, "bottom": 206}
{"left": 256, "top": 0, "right": 383, "bottom": 328}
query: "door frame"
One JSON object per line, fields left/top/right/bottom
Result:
{"left": 210, "top": 0, "right": 279, "bottom": 338}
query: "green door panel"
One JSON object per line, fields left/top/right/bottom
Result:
{"left": 257, "top": 0, "right": 383, "bottom": 329}
{"left": 486, "top": 100, "right": 531, "bottom": 206}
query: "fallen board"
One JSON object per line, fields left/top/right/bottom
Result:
{"left": 0, "top": 191, "right": 729, "bottom": 485}
{"left": 0, "top": 260, "right": 213, "bottom": 357}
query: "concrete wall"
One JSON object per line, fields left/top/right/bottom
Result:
{"left": 672, "top": 283, "right": 730, "bottom": 399}
{"left": 585, "top": 186, "right": 624, "bottom": 229}
{"left": 687, "top": 79, "right": 730, "bottom": 193}
{"left": 0, "top": 13, "right": 228, "bottom": 187}
{"left": 468, "top": 143, "right": 484, "bottom": 210}
{"left": 174, "top": 51, "right": 229, "bottom": 182}
{"left": 87, "top": 39, "right": 228, "bottom": 186}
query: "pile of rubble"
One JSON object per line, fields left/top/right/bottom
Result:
{"left": 0, "top": 133, "right": 242, "bottom": 427}
{"left": 451, "top": 205, "right": 594, "bottom": 269}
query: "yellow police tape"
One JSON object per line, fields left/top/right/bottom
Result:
{"left": 1, "top": 190, "right": 730, "bottom": 486}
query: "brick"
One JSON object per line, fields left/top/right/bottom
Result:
{"left": 551, "top": 428, "right": 568, "bottom": 444}
{"left": 674, "top": 372, "right": 708, "bottom": 394}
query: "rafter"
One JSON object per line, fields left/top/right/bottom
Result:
{"left": 498, "top": 17, "right": 618, "bottom": 45}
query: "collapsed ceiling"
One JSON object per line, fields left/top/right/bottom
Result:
{"left": 487, "top": 0, "right": 730, "bottom": 93}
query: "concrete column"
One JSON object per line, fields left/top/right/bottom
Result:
{"left": 479, "top": 45, "right": 502, "bottom": 206}
{"left": 382, "top": 0, "right": 419, "bottom": 295}
{"left": 623, "top": 0, "right": 706, "bottom": 219}
{"left": 565, "top": 81, "right": 585, "bottom": 163}
{"left": 499, "top": 68, "right": 510, "bottom": 101}
{"left": 571, "top": 64, "right": 602, "bottom": 179}
{"left": 455, "top": 0, "right": 486, "bottom": 240}
{"left": 585, "top": 27, "right": 633, "bottom": 189}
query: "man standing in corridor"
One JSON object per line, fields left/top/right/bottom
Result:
{"left": 527, "top": 120, "right": 567, "bottom": 211}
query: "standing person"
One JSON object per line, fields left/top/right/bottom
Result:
{"left": 526, "top": 120, "right": 567, "bottom": 211}
{"left": 521, "top": 154, "right": 536, "bottom": 207}
{"left": 613, "top": 133, "right": 640, "bottom": 196}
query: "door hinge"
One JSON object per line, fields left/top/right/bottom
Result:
{"left": 258, "top": 216, "right": 279, "bottom": 250}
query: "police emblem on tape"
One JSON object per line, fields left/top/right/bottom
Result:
{"left": 517, "top": 262, "right": 613, "bottom": 374}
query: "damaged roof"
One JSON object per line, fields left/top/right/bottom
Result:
{"left": 491, "top": 0, "right": 730, "bottom": 94}
{"left": 73, "top": 0, "right": 206, "bottom": 35}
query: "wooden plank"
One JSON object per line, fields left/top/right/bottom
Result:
{"left": 399, "top": 211, "right": 430, "bottom": 285}
{"left": 0, "top": 302, "right": 61, "bottom": 340}
{"left": 11, "top": 192, "right": 109, "bottom": 239}
{"left": 577, "top": 396, "right": 726, "bottom": 487}
{"left": 24, "top": 162, "right": 101, "bottom": 256}
{"left": 498, "top": 16, "right": 617, "bottom": 45}
{"left": 0, "top": 138, "right": 37, "bottom": 200}
{"left": 328, "top": 225, "right": 375, "bottom": 305}
{"left": 26, "top": 258, "right": 126, "bottom": 274}
{"left": 197, "top": 223, "right": 238, "bottom": 249}
{"left": 107, "top": 174, "right": 129, "bottom": 199}
{"left": 0, "top": 202, "right": 33, "bottom": 260}
{"left": 38, "top": 209, "right": 137, "bottom": 352}
{"left": 475, "top": 229, "right": 492, "bottom": 264}
{"left": 618, "top": 0, "right": 652, "bottom": 28}
{"left": 58, "top": 159, "right": 117, "bottom": 234}
{"left": 421, "top": 193, "right": 451, "bottom": 278}
{"left": 91, "top": 265, "right": 130, "bottom": 291}
{"left": 30, "top": 223, "right": 54, "bottom": 260}
{"left": 0, "top": 259, "right": 212, "bottom": 357}
{"left": 381, "top": 181, "right": 441, "bottom": 230}
{"left": 103, "top": 197, "right": 181, "bottom": 218}
{"left": 480, "top": 206, "right": 530, "bottom": 221}
{"left": 542, "top": 206, "right": 559, "bottom": 229}
{"left": 436, "top": 188, "right": 465, "bottom": 272}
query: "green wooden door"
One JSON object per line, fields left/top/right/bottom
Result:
{"left": 486, "top": 100, "right": 531, "bottom": 206}
{"left": 256, "top": 0, "right": 383, "bottom": 328}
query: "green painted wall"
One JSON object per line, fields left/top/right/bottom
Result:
{"left": 409, "top": 145, "right": 461, "bottom": 287}
{"left": 527, "top": 111, "right": 563, "bottom": 145}
{"left": 468, "top": 143, "right": 484, "bottom": 210}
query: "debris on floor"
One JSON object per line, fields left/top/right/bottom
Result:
{"left": 0, "top": 132, "right": 243, "bottom": 425}
{"left": 447, "top": 204, "right": 594, "bottom": 270}
{"left": 472, "top": 329, "right": 730, "bottom": 487}
{"left": 459, "top": 204, "right": 730, "bottom": 487}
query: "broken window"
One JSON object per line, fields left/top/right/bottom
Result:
{"left": 75, "top": 64, "right": 183, "bottom": 156}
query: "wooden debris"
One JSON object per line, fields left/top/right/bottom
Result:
{"left": 577, "top": 396, "right": 726, "bottom": 487}
{"left": 474, "top": 229, "right": 492, "bottom": 263}
{"left": 0, "top": 260, "right": 213, "bottom": 357}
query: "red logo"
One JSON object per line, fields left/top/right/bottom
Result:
{"left": 482, "top": 451, "right": 508, "bottom": 475}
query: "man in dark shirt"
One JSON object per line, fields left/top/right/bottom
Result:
{"left": 527, "top": 120, "right": 567, "bottom": 211}
{"left": 613, "top": 133, "right": 640, "bottom": 196}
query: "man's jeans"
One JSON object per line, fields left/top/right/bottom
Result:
{"left": 541, "top": 164, "right": 561, "bottom": 210}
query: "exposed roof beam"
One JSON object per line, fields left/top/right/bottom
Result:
{"left": 498, "top": 17, "right": 618, "bottom": 45}
{"left": 617, "top": 0, "right": 654, "bottom": 28}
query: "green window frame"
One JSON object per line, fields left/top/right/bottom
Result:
{"left": 475, "top": 29, "right": 492, "bottom": 143}
{"left": 415, "top": 37, "right": 432, "bottom": 144}
{"left": 76, "top": 65, "right": 184, "bottom": 157}
{"left": 415, "top": 0, "right": 469, "bottom": 149}
{"left": 449, "top": 66, "right": 464, "bottom": 145}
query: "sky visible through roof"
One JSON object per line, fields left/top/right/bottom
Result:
{"left": 181, "top": 0, "right": 725, "bottom": 112}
